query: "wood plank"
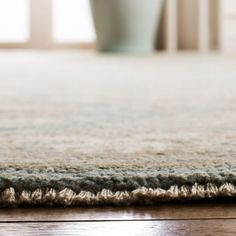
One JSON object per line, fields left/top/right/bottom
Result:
{"left": 178, "top": 0, "right": 199, "bottom": 50}
{"left": 0, "top": 219, "right": 236, "bottom": 236}
{"left": 166, "top": 0, "right": 178, "bottom": 52}
{"left": 198, "top": 0, "right": 209, "bottom": 51}
{"left": 0, "top": 203, "right": 236, "bottom": 222}
{"left": 209, "top": 0, "right": 221, "bottom": 50}
{"left": 30, "top": 0, "right": 53, "bottom": 49}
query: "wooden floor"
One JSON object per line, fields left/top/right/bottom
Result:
{"left": 0, "top": 202, "right": 235, "bottom": 235}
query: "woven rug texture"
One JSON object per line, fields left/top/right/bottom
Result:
{"left": 0, "top": 52, "right": 235, "bottom": 206}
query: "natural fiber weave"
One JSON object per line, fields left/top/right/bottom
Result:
{"left": 0, "top": 52, "right": 235, "bottom": 206}
{"left": 1, "top": 183, "right": 235, "bottom": 207}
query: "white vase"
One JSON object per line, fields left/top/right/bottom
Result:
{"left": 90, "top": 0, "right": 163, "bottom": 53}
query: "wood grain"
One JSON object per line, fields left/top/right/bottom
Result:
{"left": 0, "top": 220, "right": 236, "bottom": 236}
{"left": 0, "top": 203, "right": 235, "bottom": 222}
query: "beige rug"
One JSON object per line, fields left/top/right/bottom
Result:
{"left": 0, "top": 52, "right": 235, "bottom": 206}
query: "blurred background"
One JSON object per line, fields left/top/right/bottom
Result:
{"left": 0, "top": 0, "right": 235, "bottom": 53}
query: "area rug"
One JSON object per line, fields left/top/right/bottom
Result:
{"left": 0, "top": 52, "right": 235, "bottom": 207}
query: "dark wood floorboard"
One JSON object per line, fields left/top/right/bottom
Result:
{"left": 0, "top": 203, "right": 235, "bottom": 235}
{"left": 0, "top": 203, "right": 235, "bottom": 222}
{"left": 0, "top": 220, "right": 236, "bottom": 236}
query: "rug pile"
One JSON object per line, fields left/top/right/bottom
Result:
{"left": 0, "top": 52, "right": 235, "bottom": 206}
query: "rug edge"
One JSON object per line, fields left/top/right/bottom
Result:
{"left": 0, "top": 182, "right": 235, "bottom": 207}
